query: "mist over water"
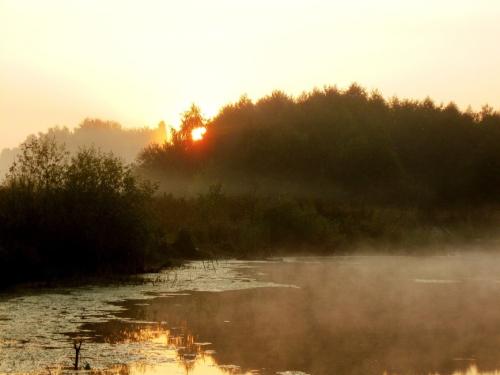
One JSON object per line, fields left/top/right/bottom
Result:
{"left": 2, "top": 1, "right": 499, "bottom": 374}
{"left": 3, "top": 255, "right": 500, "bottom": 375}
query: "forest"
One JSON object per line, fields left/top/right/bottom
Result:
{"left": 141, "top": 84, "right": 500, "bottom": 206}
{"left": 2, "top": 85, "right": 500, "bottom": 287}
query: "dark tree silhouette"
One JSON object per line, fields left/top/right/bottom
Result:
{"left": 139, "top": 85, "right": 500, "bottom": 205}
{"left": 0, "top": 136, "right": 166, "bottom": 286}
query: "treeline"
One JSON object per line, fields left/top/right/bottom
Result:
{"left": 140, "top": 85, "right": 500, "bottom": 206}
{"left": 2, "top": 85, "right": 500, "bottom": 287}
{"left": 0, "top": 119, "right": 166, "bottom": 177}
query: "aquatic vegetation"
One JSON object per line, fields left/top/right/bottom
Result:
{"left": 3, "top": 257, "right": 500, "bottom": 375}
{"left": 0, "top": 261, "right": 294, "bottom": 373}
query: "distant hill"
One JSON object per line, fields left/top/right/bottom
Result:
{"left": 0, "top": 119, "right": 167, "bottom": 177}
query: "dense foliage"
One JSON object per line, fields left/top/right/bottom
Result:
{"left": 140, "top": 85, "right": 500, "bottom": 206}
{"left": 0, "top": 135, "right": 167, "bottom": 286}
{"left": 153, "top": 188, "right": 499, "bottom": 259}
{"left": 3, "top": 85, "right": 500, "bottom": 287}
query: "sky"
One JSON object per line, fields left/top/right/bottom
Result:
{"left": 1, "top": 0, "right": 500, "bottom": 149}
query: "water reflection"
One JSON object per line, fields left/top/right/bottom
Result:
{"left": 450, "top": 367, "right": 500, "bottom": 375}
{"left": 84, "top": 257, "right": 500, "bottom": 375}
{"left": 0, "top": 260, "right": 289, "bottom": 374}
{"left": 93, "top": 325, "right": 256, "bottom": 375}
{"left": 6, "top": 257, "right": 500, "bottom": 375}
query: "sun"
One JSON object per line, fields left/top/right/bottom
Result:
{"left": 191, "top": 127, "right": 206, "bottom": 141}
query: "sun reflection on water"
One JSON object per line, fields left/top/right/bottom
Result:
{"left": 9, "top": 258, "right": 500, "bottom": 375}
{"left": 382, "top": 366, "right": 500, "bottom": 375}
{"left": 92, "top": 325, "right": 500, "bottom": 375}
{"left": 100, "top": 326, "right": 255, "bottom": 375}
{"left": 450, "top": 366, "right": 500, "bottom": 375}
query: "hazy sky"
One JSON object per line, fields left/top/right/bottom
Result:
{"left": 1, "top": 0, "right": 499, "bottom": 149}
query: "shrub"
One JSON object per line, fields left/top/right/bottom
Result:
{"left": 0, "top": 136, "right": 163, "bottom": 286}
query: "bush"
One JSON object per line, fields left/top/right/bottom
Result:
{"left": 0, "top": 136, "right": 164, "bottom": 286}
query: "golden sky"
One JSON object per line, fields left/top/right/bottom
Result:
{"left": 1, "top": 0, "right": 499, "bottom": 149}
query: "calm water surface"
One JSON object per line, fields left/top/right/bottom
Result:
{"left": 3, "top": 256, "right": 500, "bottom": 375}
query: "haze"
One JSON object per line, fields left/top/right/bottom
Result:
{"left": 1, "top": 0, "right": 500, "bottom": 149}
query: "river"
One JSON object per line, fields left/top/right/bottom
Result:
{"left": 2, "top": 256, "right": 500, "bottom": 375}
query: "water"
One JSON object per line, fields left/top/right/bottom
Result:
{"left": 2, "top": 256, "right": 500, "bottom": 375}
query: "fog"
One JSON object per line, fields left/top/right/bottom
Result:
{"left": 3, "top": 255, "right": 500, "bottom": 374}
{"left": 64, "top": 255, "right": 500, "bottom": 375}
{"left": 0, "top": 119, "right": 166, "bottom": 177}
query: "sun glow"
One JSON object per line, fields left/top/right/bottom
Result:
{"left": 191, "top": 127, "right": 206, "bottom": 141}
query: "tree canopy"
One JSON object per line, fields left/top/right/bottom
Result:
{"left": 139, "top": 85, "right": 500, "bottom": 206}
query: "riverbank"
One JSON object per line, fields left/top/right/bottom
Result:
{"left": 152, "top": 190, "right": 500, "bottom": 258}
{"left": 2, "top": 138, "right": 500, "bottom": 290}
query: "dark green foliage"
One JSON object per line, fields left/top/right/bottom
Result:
{"left": 3, "top": 86, "right": 500, "bottom": 287}
{"left": 134, "top": 86, "right": 500, "bottom": 259}
{"left": 139, "top": 85, "right": 500, "bottom": 205}
{"left": 172, "top": 229, "right": 198, "bottom": 259}
{"left": 258, "top": 199, "right": 329, "bottom": 246}
{"left": 0, "top": 136, "right": 166, "bottom": 287}
{"left": 150, "top": 188, "right": 500, "bottom": 259}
